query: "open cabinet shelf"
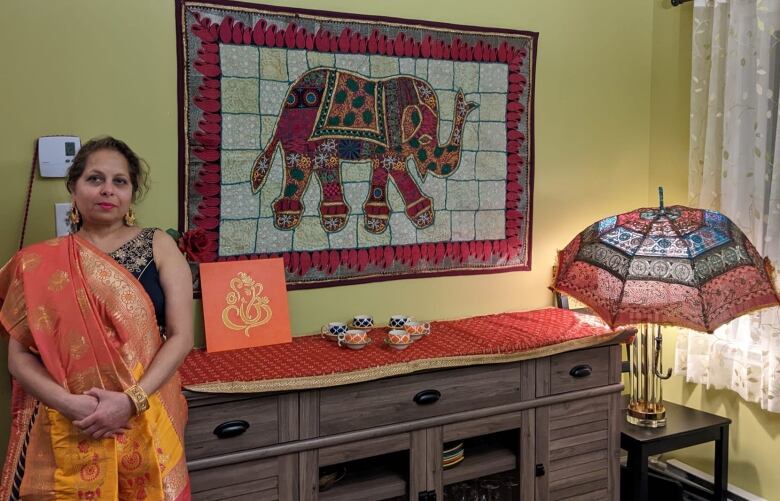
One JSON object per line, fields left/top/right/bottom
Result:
{"left": 319, "top": 452, "right": 408, "bottom": 501}
{"left": 319, "top": 469, "right": 406, "bottom": 501}
{"left": 443, "top": 446, "right": 517, "bottom": 486}
{"left": 443, "top": 430, "right": 518, "bottom": 486}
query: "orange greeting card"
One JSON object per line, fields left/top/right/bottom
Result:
{"left": 199, "top": 258, "right": 292, "bottom": 352}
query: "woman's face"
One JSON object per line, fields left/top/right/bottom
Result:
{"left": 71, "top": 149, "right": 134, "bottom": 228}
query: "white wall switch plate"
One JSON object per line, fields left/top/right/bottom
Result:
{"left": 39, "top": 136, "right": 80, "bottom": 178}
{"left": 54, "top": 203, "right": 72, "bottom": 236}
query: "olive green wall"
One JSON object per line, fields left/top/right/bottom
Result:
{"left": 649, "top": 2, "right": 690, "bottom": 205}
{"left": 13, "top": 0, "right": 772, "bottom": 496}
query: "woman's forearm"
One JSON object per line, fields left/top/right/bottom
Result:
{"left": 137, "top": 329, "right": 192, "bottom": 396}
{"left": 7, "top": 339, "right": 80, "bottom": 416}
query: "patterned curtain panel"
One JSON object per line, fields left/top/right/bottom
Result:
{"left": 175, "top": 0, "right": 537, "bottom": 289}
{"left": 676, "top": 0, "right": 780, "bottom": 411}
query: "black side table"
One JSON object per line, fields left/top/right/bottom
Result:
{"left": 620, "top": 398, "right": 731, "bottom": 501}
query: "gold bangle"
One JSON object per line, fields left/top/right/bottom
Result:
{"left": 124, "top": 384, "right": 150, "bottom": 415}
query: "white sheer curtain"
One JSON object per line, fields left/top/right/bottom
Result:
{"left": 675, "top": 0, "right": 780, "bottom": 411}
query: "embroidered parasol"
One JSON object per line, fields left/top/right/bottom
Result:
{"left": 553, "top": 189, "right": 780, "bottom": 427}
{"left": 552, "top": 190, "right": 780, "bottom": 333}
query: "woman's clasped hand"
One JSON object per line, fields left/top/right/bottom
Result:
{"left": 72, "top": 388, "right": 134, "bottom": 439}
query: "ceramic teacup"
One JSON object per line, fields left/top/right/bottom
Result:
{"left": 352, "top": 315, "right": 374, "bottom": 329}
{"left": 338, "top": 329, "right": 370, "bottom": 349}
{"left": 388, "top": 315, "right": 408, "bottom": 329}
{"left": 387, "top": 330, "right": 411, "bottom": 344}
{"left": 385, "top": 329, "right": 412, "bottom": 350}
{"left": 321, "top": 322, "right": 348, "bottom": 341}
{"left": 404, "top": 320, "right": 431, "bottom": 339}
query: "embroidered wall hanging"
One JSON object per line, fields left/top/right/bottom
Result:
{"left": 176, "top": 0, "right": 537, "bottom": 289}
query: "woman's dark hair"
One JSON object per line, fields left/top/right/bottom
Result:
{"left": 66, "top": 136, "right": 150, "bottom": 202}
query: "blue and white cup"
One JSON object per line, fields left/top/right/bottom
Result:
{"left": 388, "top": 315, "right": 408, "bottom": 329}
{"left": 321, "top": 322, "right": 348, "bottom": 340}
{"left": 352, "top": 315, "right": 374, "bottom": 329}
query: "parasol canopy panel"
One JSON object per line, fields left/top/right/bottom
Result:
{"left": 553, "top": 205, "right": 780, "bottom": 332}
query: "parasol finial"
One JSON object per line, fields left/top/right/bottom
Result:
{"left": 658, "top": 186, "right": 665, "bottom": 212}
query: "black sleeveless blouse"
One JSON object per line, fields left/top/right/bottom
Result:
{"left": 108, "top": 227, "right": 166, "bottom": 329}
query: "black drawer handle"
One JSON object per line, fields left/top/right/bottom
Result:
{"left": 213, "top": 419, "right": 250, "bottom": 439}
{"left": 413, "top": 389, "right": 441, "bottom": 405}
{"left": 569, "top": 364, "right": 592, "bottom": 378}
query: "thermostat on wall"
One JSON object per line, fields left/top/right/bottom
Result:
{"left": 38, "top": 136, "right": 80, "bottom": 177}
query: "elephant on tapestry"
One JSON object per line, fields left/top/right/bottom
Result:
{"left": 251, "top": 67, "right": 478, "bottom": 233}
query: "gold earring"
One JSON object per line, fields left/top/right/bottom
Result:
{"left": 68, "top": 204, "right": 81, "bottom": 226}
{"left": 124, "top": 208, "right": 136, "bottom": 226}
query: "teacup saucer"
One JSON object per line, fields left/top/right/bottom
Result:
{"left": 409, "top": 333, "right": 424, "bottom": 341}
{"left": 321, "top": 332, "right": 341, "bottom": 342}
{"left": 342, "top": 340, "right": 371, "bottom": 350}
{"left": 347, "top": 322, "right": 374, "bottom": 331}
{"left": 384, "top": 339, "right": 413, "bottom": 350}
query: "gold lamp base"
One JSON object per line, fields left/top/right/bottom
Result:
{"left": 626, "top": 401, "right": 667, "bottom": 428}
{"left": 627, "top": 324, "right": 672, "bottom": 428}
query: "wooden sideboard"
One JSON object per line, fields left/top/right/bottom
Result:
{"left": 184, "top": 343, "right": 623, "bottom": 500}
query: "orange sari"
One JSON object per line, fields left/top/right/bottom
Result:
{"left": 0, "top": 235, "right": 190, "bottom": 500}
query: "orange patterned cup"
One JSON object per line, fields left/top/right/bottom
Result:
{"left": 387, "top": 330, "right": 411, "bottom": 345}
{"left": 404, "top": 320, "right": 430, "bottom": 338}
{"left": 338, "top": 330, "right": 370, "bottom": 347}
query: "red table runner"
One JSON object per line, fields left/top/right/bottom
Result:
{"left": 180, "top": 308, "right": 630, "bottom": 393}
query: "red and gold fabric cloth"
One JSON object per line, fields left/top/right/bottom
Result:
{"left": 0, "top": 235, "right": 190, "bottom": 500}
{"left": 180, "top": 308, "right": 628, "bottom": 393}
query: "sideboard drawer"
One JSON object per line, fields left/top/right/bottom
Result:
{"left": 548, "top": 346, "right": 610, "bottom": 395}
{"left": 319, "top": 362, "right": 524, "bottom": 436}
{"left": 185, "top": 394, "right": 281, "bottom": 461}
{"left": 190, "top": 456, "right": 283, "bottom": 500}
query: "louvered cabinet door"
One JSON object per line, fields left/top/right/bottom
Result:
{"left": 535, "top": 392, "right": 620, "bottom": 501}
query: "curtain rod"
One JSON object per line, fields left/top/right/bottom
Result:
{"left": 671, "top": 0, "right": 692, "bottom": 5}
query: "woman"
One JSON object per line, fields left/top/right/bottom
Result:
{"left": 0, "top": 137, "right": 193, "bottom": 500}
